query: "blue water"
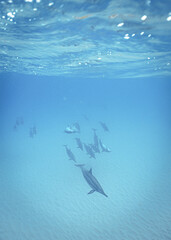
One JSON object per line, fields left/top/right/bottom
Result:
{"left": 0, "top": 0, "right": 171, "bottom": 240}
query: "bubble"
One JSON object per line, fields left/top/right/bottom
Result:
{"left": 117, "top": 22, "right": 124, "bottom": 27}
{"left": 141, "top": 15, "right": 147, "bottom": 21}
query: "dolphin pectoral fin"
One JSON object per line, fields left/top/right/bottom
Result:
{"left": 75, "top": 164, "right": 85, "bottom": 168}
{"left": 89, "top": 168, "right": 92, "bottom": 174}
{"left": 88, "top": 189, "right": 95, "bottom": 194}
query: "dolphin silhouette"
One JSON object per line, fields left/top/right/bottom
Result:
{"left": 99, "top": 122, "right": 109, "bottom": 132}
{"left": 84, "top": 143, "right": 96, "bottom": 159}
{"left": 75, "top": 164, "right": 108, "bottom": 197}
{"left": 75, "top": 138, "right": 83, "bottom": 151}
{"left": 99, "top": 139, "right": 111, "bottom": 152}
{"left": 64, "top": 145, "right": 76, "bottom": 162}
{"left": 92, "top": 129, "right": 100, "bottom": 153}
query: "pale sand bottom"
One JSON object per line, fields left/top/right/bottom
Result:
{"left": 0, "top": 120, "right": 170, "bottom": 240}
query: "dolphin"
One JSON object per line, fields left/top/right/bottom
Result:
{"left": 99, "top": 139, "right": 111, "bottom": 152}
{"left": 92, "top": 129, "right": 100, "bottom": 153}
{"left": 84, "top": 143, "right": 96, "bottom": 159}
{"left": 29, "top": 126, "right": 37, "bottom": 138}
{"left": 29, "top": 128, "right": 34, "bottom": 138}
{"left": 89, "top": 143, "right": 100, "bottom": 154}
{"left": 92, "top": 128, "right": 99, "bottom": 146}
{"left": 16, "top": 117, "right": 24, "bottom": 126}
{"left": 32, "top": 126, "right": 37, "bottom": 135}
{"left": 75, "top": 138, "right": 83, "bottom": 151}
{"left": 99, "top": 122, "right": 109, "bottom": 132}
{"left": 75, "top": 164, "right": 108, "bottom": 197}
{"left": 74, "top": 122, "right": 80, "bottom": 133}
{"left": 64, "top": 145, "right": 76, "bottom": 162}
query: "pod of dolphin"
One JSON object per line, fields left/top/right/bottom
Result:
{"left": 13, "top": 118, "right": 110, "bottom": 198}
{"left": 64, "top": 122, "right": 110, "bottom": 198}
{"left": 13, "top": 117, "right": 37, "bottom": 138}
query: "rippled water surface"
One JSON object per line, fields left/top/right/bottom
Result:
{"left": 0, "top": 0, "right": 171, "bottom": 77}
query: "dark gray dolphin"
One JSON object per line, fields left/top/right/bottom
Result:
{"left": 75, "top": 164, "right": 108, "bottom": 197}
{"left": 64, "top": 145, "right": 76, "bottom": 162}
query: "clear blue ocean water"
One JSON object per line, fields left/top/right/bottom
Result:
{"left": 0, "top": 1, "right": 171, "bottom": 240}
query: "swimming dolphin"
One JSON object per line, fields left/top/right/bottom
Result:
{"left": 83, "top": 114, "right": 89, "bottom": 121}
{"left": 64, "top": 145, "right": 76, "bottom": 162}
{"left": 92, "top": 129, "right": 100, "bottom": 153}
{"left": 32, "top": 126, "right": 37, "bottom": 135}
{"left": 16, "top": 118, "right": 20, "bottom": 126}
{"left": 99, "top": 122, "right": 109, "bottom": 132}
{"left": 74, "top": 122, "right": 80, "bottom": 133}
{"left": 89, "top": 144, "right": 97, "bottom": 153}
{"left": 13, "top": 124, "right": 17, "bottom": 131}
{"left": 16, "top": 117, "right": 24, "bottom": 126}
{"left": 84, "top": 143, "right": 96, "bottom": 159}
{"left": 29, "top": 128, "right": 34, "bottom": 138}
{"left": 99, "top": 139, "right": 111, "bottom": 152}
{"left": 89, "top": 143, "right": 100, "bottom": 154}
{"left": 75, "top": 138, "right": 83, "bottom": 151}
{"left": 75, "top": 164, "right": 108, "bottom": 197}
{"left": 29, "top": 126, "right": 37, "bottom": 138}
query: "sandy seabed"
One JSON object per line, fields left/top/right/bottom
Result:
{"left": 0, "top": 115, "right": 170, "bottom": 240}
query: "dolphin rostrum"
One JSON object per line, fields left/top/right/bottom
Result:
{"left": 75, "top": 164, "right": 108, "bottom": 197}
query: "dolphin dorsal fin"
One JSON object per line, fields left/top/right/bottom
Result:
{"left": 89, "top": 168, "right": 92, "bottom": 174}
